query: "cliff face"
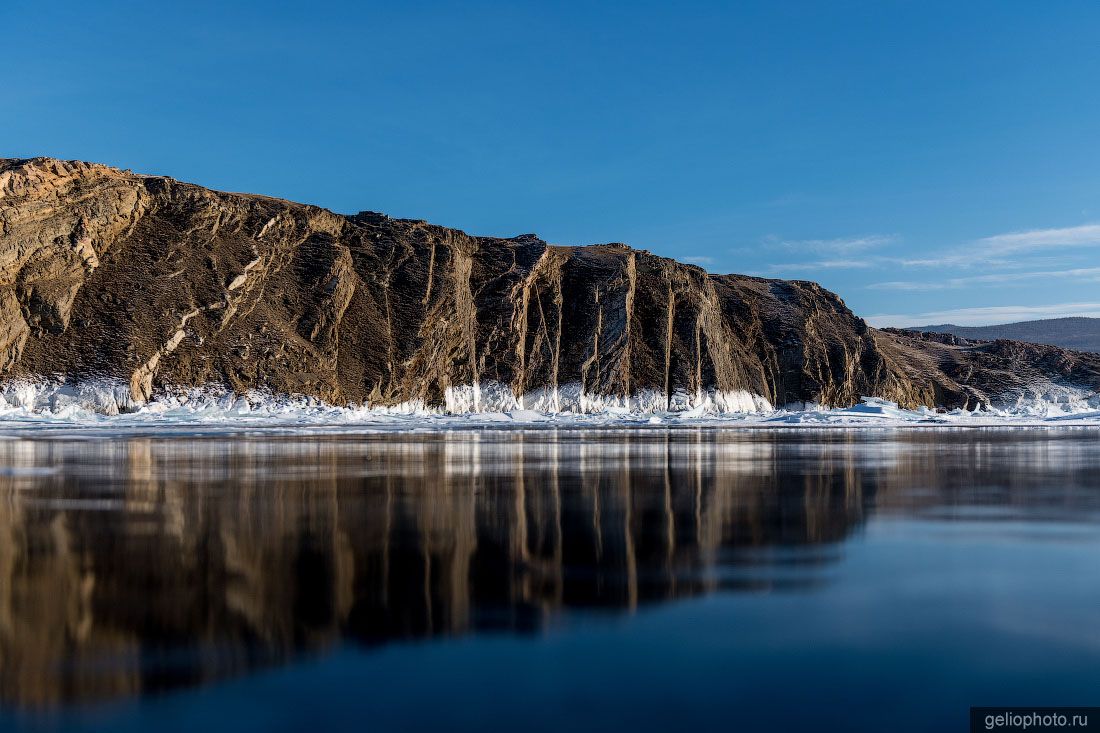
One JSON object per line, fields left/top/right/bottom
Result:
{"left": 2, "top": 157, "right": 1098, "bottom": 411}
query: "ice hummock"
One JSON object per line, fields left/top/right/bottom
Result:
{"left": 0, "top": 379, "right": 1098, "bottom": 433}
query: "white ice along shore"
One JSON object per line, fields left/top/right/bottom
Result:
{"left": 440, "top": 381, "right": 773, "bottom": 414}
{"left": 0, "top": 378, "right": 1098, "bottom": 431}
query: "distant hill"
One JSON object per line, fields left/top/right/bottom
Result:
{"left": 907, "top": 317, "right": 1100, "bottom": 353}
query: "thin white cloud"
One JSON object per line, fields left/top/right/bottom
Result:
{"left": 769, "top": 258, "right": 879, "bottom": 272}
{"left": 763, "top": 223, "right": 1100, "bottom": 284}
{"left": 978, "top": 223, "right": 1100, "bottom": 254}
{"left": 683, "top": 255, "right": 715, "bottom": 265}
{"left": 773, "top": 234, "right": 897, "bottom": 255}
{"left": 899, "top": 223, "right": 1100, "bottom": 269}
{"left": 867, "top": 280, "right": 949, "bottom": 291}
{"left": 867, "top": 266, "right": 1100, "bottom": 291}
{"left": 865, "top": 302, "right": 1100, "bottom": 328}
{"left": 899, "top": 254, "right": 1009, "bottom": 268}
{"left": 764, "top": 234, "right": 897, "bottom": 272}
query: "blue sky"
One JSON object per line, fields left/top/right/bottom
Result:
{"left": 4, "top": 0, "right": 1100, "bottom": 326}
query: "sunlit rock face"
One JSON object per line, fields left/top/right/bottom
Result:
{"left": 2, "top": 157, "right": 1099, "bottom": 411}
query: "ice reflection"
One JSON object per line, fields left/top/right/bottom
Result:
{"left": 0, "top": 429, "right": 1098, "bottom": 707}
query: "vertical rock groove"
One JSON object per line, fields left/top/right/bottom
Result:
{"left": 664, "top": 282, "right": 676, "bottom": 409}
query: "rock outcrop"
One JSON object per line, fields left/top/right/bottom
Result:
{"left": 2, "top": 156, "right": 1098, "bottom": 411}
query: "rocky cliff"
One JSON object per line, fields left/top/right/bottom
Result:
{"left": 2, "top": 157, "right": 1098, "bottom": 412}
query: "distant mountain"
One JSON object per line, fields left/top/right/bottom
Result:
{"left": 908, "top": 317, "right": 1100, "bottom": 353}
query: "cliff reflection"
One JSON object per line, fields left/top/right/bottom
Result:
{"left": 1, "top": 430, "right": 1094, "bottom": 707}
